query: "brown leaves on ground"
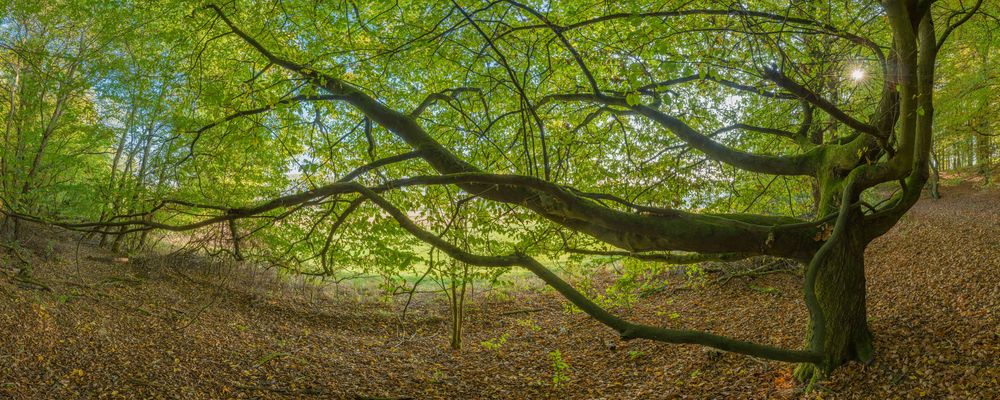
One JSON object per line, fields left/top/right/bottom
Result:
{"left": 0, "top": 184, "right": 997, "bottom": 399}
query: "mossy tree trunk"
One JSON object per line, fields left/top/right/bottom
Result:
{"left": 795, "top": 208, "right": 874, "bottom": 381}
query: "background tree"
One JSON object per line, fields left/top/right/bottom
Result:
{"left": 932, "top": 8, "right": 997, "bottom": 176}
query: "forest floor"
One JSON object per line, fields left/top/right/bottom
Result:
{"left": 0, "top": 182, "right": 998, "bottom": 399}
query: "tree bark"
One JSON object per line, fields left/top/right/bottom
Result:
{"left": 976, "top": 127, "right": 991, "bottom": 172}
{"left": 795, "top": 210, "right": 873, "bottom": 381}
{"left": 230, "top": 218, "right": 244, "bottom": 261}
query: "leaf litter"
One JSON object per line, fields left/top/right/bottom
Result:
{"left": 0, "top": 183, "right": 996, "bottom": 399}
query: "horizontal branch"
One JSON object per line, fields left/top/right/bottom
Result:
{"left": 634, "top": 74, "right": 796, "bottom": 100}
{"left": 350, "top": 184, "right": 822, "bottom": 364}
{"left": 714, "top": 123, "right": 798, "bottom": 140}
{"left": 565, "top": 248, "right": 752, "bottom": 264}
{"left": 203, "top": 4, "right": 828, "bottom": 259}
{"left": 179, "top": 93, "right": 348, "bottom": 163}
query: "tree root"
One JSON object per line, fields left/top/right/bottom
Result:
{"left": 12, "top": 274, "right": 52, "bottom": 292}
{"left": 793, "top": 363, "right": 818, "bottom": 384}
{"left": 1, "top": 241, "right": 31, "bottom": 267}
{"left": 710, "top": 257, "right": 802, "bottom": 286}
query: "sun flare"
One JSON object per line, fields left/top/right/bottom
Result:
{"left": 850, "top": 68, "right": 866, "bottom": 81}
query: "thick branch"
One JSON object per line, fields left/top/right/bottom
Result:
{"left": 565, "top": 248, "right": 752, "bottom": 264}
{"left": 350, "top": 185, "right": 822, "bottom": 364}
{"left": 204, "top": 4, "right": 825, "bottom": 259}
{"left": 541, "top": 93, "right": 818, "bottom": 175}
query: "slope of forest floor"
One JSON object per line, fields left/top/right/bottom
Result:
{"left": 1, "top": 183, "right": 997, "bottom": 399}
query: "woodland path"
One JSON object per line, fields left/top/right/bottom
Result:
{"left": 0, "top": 183, "right": 997, "bottom": 399}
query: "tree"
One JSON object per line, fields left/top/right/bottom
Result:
{"left": 932, "top": 7, "right": 998, "bottom": 176}
{"left": 5, "top": 0, "right": 990, "bottom": 383}
{"left": 0, "top": 2, "right": 111, "bottom": 239}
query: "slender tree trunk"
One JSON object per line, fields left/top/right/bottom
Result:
{"left": 99, "top": 103, "right": 135, "bottom": 245}
{"left": 111, "top": 225, "right": 127, "bottom": 253}
{"left": 10, "top": 215, "right": 22, "bottom": 241}
{"left": 229, "top": 218, "right": 244, "bottom": 261}
{"left": 447, "top": 256, "right": 469, "bottom": 351}
{"left": 976, "top": 123, "right": 991, "bottom": 179}
{"left": 930, "top": 147, "right": 941, "bottom": 199}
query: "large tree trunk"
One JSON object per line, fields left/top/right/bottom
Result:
{"left": 795, "top": 210, "right": 873, "bottom": 381}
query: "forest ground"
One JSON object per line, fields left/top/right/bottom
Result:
{"left": 0, "top": 182, "right": 997, "bottom": 399}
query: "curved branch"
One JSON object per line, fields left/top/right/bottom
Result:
{"left": 541, "top": 93, "right": 818, "bottom": 175}
{"left": 409, "top": 87, "right": 483, "bottom": 118}
{"left": 499, "top": 7, "right": 886, "bottom": 66}
{"left": 935, "top": 0, "right": 984, "bottom": 51}
{"left": 350, "top": 184, "right": 822, "bottom": 364}
{"left": 504, "top": 0, "right": 601, "bottom": 94}
{"left": 635, "top": 74, "right": 797, "bottom": 100}
{"left": 609, "top": 100, "right": 818, "bottom": 176}
{"left": 181, "top": 93, "right": 348, "bottom": 163}
{"left": 762, "top": 67, "right": 882, "bottom": 138}
{"left": 203, "top": 4, "right": 826, "bottom": 259}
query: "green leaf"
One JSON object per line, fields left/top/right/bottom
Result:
{"left": 625, "top": 92, "right": 641, "bottom": 106}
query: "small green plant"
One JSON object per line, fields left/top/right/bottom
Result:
{"left": 627, "top": 350, "right": 645, "bottom": 361}
{"left": 515, "top": 318, "right": 541, "bottom": 331}
{"left": 562, "top": 300, "right": 582, "bottom": 314}
{"left": 480, "top": 333, "right": 508, "bottom": 351}
{"left": 430, "top": 369, "right": 446, "bottom": 384}
{"left": 44, "top": 240, "right": 55, "bottom": 259}
{"left": 549, "top": 350, "right": 570, "bottom": 388}
{"left": 684, "top": 264, "right": 707, "bottom": 288}
{"left": 750, "top": 284, "right": 781, "bottom": 296}
{"left": 487, "top": 288, "right": 512, "bottom": 302}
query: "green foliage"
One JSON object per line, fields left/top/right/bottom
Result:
{"left": 548, "top": 350, "right": 570, "bottom": 388}
{"left": 749, "top": 285, "right": 782, "bottom": 296}
{"left": 684, "top": 264, "right": 708, "bottom": 288}
{"left": 515, "top": 318, "right": 541, "bottom": 332}
{"left": 480, "top": 333, "right": 508, "bottom": 352}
